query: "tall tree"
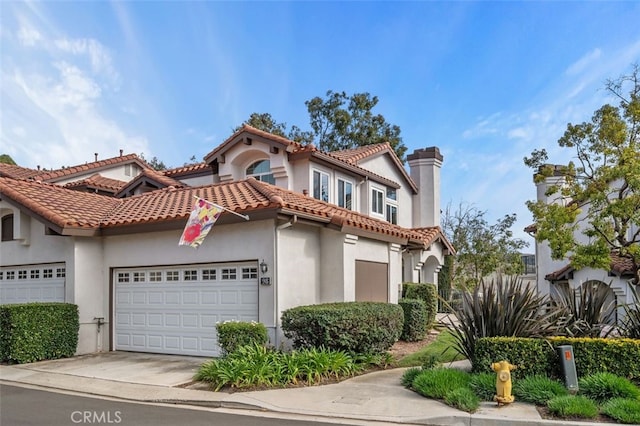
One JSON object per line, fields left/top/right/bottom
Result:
{"left": 0, "top": 154, "right": 17, "bottom": 165}
{"left": 238, "top": 91, "right": 407, "bottom": 161}
{"left": 442, "top": 202, "right": 528, "bottom": 289}
{"left": 524, "top": 64, "right": 640, "bottom": 285}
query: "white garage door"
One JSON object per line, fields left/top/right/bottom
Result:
{"left": 0, "top": 263, "right": 66, "bottom": 304}
{"left": 114, "top": 262, "right": 259, "bottom": 357}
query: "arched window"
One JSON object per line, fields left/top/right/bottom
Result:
{"left": 1, "top": 214, "right": 14, "bottom": 242}
{"left": 246, "top": 160, "right": 275, "bottom": 184}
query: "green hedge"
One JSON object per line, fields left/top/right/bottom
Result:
{"left": 402, "top": 283, "right": 437, "bottom": 329}
{"left": 398, "top": 298, "right": 428, "bottom": 341}
{"left": 0, "top": 303, "right": 79, "bottom": 364}
{"left": 216, "top": 320, "right": 268, "bottom": 355}
{"left": 281, "top": 302, "right": 403, "bottom": 354}
{"left": 473, "top": 337, "right": 640, "bottom": 380}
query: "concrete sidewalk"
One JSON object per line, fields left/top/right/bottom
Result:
{"left": 0, "top": 353, "right": 602, "bottom": 426}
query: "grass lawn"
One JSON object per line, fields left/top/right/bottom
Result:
{"left": 396, "top": 328, "right": 465, "bottom": 367}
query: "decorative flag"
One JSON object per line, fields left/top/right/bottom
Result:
{"left": 179, "top": 197, "right": 223, "bottom": 248}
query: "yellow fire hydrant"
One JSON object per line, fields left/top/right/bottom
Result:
{"left": 491, "top": 360, "right": 516, "bottom": 405}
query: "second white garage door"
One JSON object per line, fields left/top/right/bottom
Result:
{"left": 114, "top": 262, "right": 258, "bottom": 357}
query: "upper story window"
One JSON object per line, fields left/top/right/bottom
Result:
{"left": 371, "top": 188, "right": 384, "bottom": 215}
{"left": 1, "top": 214, "right": 14, "bottom": 242}
{"left": 337, "top": 178, "right": 353, "bottom": 210}
{"left": 521, "top": 254, "right": 536, "bottom": 275}
{"left": 313, "top": 170, "right": 329, "bottom": 202}
{"left": 386, "top": 188, "right": 398, "bottom": 225}
{"left": 246, "top": 160, "right": 275, "bottom": 184}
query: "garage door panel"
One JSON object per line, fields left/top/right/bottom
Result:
{"left": 115, "top": 262, "right": 258, "bottom": 357}
{"left": 0, "top": 264, "right": 65, "bottom": 304}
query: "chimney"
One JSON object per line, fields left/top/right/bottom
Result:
{"left": 407, "top": 147, "right": 443, "bottom": 228}
{"left": 37, "top": 165, "right": 41, "bottom": 170}
{"left": 120, "top": 149, "right": 123, "bottom": 156}
{"left": 535, "top": 164, "right": 567, "bottom": 205}
{"left": 94, "top": 153, "right": 98, "bottom": 162}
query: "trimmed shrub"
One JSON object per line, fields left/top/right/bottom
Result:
{"left": 473, "top": 337, "right": 553, "bottom": 379}
{"left": 412, "top": 368, "right": 471, "bottom": 399}
{"left": 216, "top": 320, "right": 268, "bottom": 355}
{"left": 469, "top": 373, "right": 496, "bottom": 401}
{"left": 281, "top": 302, "right": 403, "bottom": 354}
{"left": 444, "top": 387, "right": 480, "bottom": 413}
{"left": 601, "top": 398, "right": 640, "bottom": 424}
{"left": 403, "top": 283, "right": 437, "bottom": 328}
{"left": 546, "top": 395, "right": 598, "bottom": 419}
{"left": 514, "top": 375, "right": 568, "bottom": 405}
{"left": 548, "top": 337, "right": 640, "bottom": 380}
{"left": 474, "top": 336, "right": 640, "bottom": 381}
{"left": 579, "top": 372, "right": 640, "bottom": 404}
{"left": 398, "top": 298, "right": 428, "bottom": 341}
{"left": 0, "top": 303, "right": 78, "bottom": 364}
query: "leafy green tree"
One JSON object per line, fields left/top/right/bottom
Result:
{"left": 0, "top": 154, "right": 17, "bottom": 165}
{"left": 524, "top": 64, "right": 640, "bottom": 285}
{"left": 442, "top": 202, "right": 528, "bottom": 288}
{"left": 238, "top": 91, "right": 407, "bottom": 161}
{"left": 139, "top": 153, "right": 168, "bottom": 171}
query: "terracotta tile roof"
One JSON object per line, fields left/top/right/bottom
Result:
{"left": 204, "top": 125, "right": 303, "bottom": 163}
{"left": 326, "top": 143, "right": 418, "bottom": 193}
{"left": 163, "top": 163, "right": 211, "bottom": 178}
{"left": 524, "top": 223, "right": 537, "bottom": 233}
{"left": 113, "top": 168, "right": 184, "bottom": 198}
{"left": 329, "top": 143, "right": 391, "bottom": 164}
{"left": 34, "top": 153, "right": 149, "bottom": 182}
{"left": 64, "top": 173, "right": 127, "bottom": 193}
{"left": 0, "top": 177, "right": 120, "bottom": 233}
{"left": 413, "top": 227, "right": 456, "bottom": 254}
{"left": 545, "top": 252, "right": 636, "bottom": 281}
{"left": 1, "top": 176, "right": 451, "bottom": 252}
{"left": 0, "top": 163, "right": 42, "bottom": 180}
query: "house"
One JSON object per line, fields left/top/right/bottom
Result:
{"left": 527, "top": 165, "right": 637, "bottom": 322}
{"left": 0, "top": 125, "right": 453, "bottom": 357}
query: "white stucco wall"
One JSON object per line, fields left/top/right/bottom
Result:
{"left": 178, "top": 175, "right": 214, "bottom": 187}
{"left": 52, "top": 163, "right": 142, "bottom": 185}
{"left": 357, "top": 155, "right": 414, "bottom": 228}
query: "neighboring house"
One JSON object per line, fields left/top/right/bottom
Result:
{"left": 527, "top": 165, "right": 637, "bottom": 323}
{"left": 0, "top": 125, "right": 453, "bottom": 357}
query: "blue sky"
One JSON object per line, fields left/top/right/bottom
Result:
{"left": 2, "top": 1, "right": 639, "bottom": 244}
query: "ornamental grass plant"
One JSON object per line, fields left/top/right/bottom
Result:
{"left": 513, "top": 375, "right": 568, "bottom": 405}
{"left": 546, "top": 395, "right": 599, "bottom": 419}
{"left": 601, "top": 398, "right": 640, "bottom": 424}
{"left": 578, "top": 372, "right": 640, "bottom": 404}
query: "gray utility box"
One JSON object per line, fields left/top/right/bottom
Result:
{"left": 557, "top": 345, "right": 579, "bottom": 393}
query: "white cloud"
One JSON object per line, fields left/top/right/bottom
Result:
{"left": 17, "top": 24, "right": 41, "bottom": 46}
{"left": 565, "top": 48, "right": 602, "bottom": 76}
{"left": 1, "top": 8, "right": 149, "bottom": 169}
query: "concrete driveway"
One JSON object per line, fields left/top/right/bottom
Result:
{"left": 16, "top": 352, "right": 207, "bottom": 387}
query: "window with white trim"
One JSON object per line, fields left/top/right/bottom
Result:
{"left": 149, "top": 271, "right": 162, "bottom": 282}
{"left": 117, "top": 272, "right": 130, "bottom": 283}
{"left": 133, "top": 272, "right": 145, "bottom": 282}
{"left": 166, "top": 271, "right": 179, "bottom": 281}
{"left": 386, "top": 188, "right": 398, "bottom": 225}
{"left": 6, "top": 271, "right": 15, "bottom": 280}
{"left": 56, "top": 268, "right": 66, "bottom": 278}
{"left": 184, "top": 270, "right": 198, "bottom": 281}
{"left": 246, "top": 160, "right": 275, "bottom": 184}
{"left": 0, "top": 272, "right": 3, "bottom": 280}
{"left": 371, "top": 188, "right": 384, "bottom": 215}
{"left": 202, "top": 269, "right": 216, "bottom": 280}
{"left": 18, "top": 270, "right": 27, "bottom": 280}
{"left": 221, "top": 268, "right": 237, "bottom": 280}
{"left": 31, "top": 269, "right": 40, "bottom": 279}
{"left": 337, "top": 178, "right": 353, "bottom": 210}
{"left": 242, "top": 267, "right": 258, "bottom": 279}
{"left": 43, "top": 269, "right": 53, "bottom": 279}
{"left": 313, "top": 170, "right": 329, "bottom": 202}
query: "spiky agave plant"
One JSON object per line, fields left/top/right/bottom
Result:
{"left": 549, "top": 281, "right": 617, "bottom": 337}
{"left": 620, "top": 285, "right": 640, "bottom": 338}
{"left": 444, "top": 275, "right": 557, "bottom": 361}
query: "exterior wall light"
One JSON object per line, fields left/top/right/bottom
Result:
{"left": 260, "top": 260, "right": 268, "bottom": 274}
